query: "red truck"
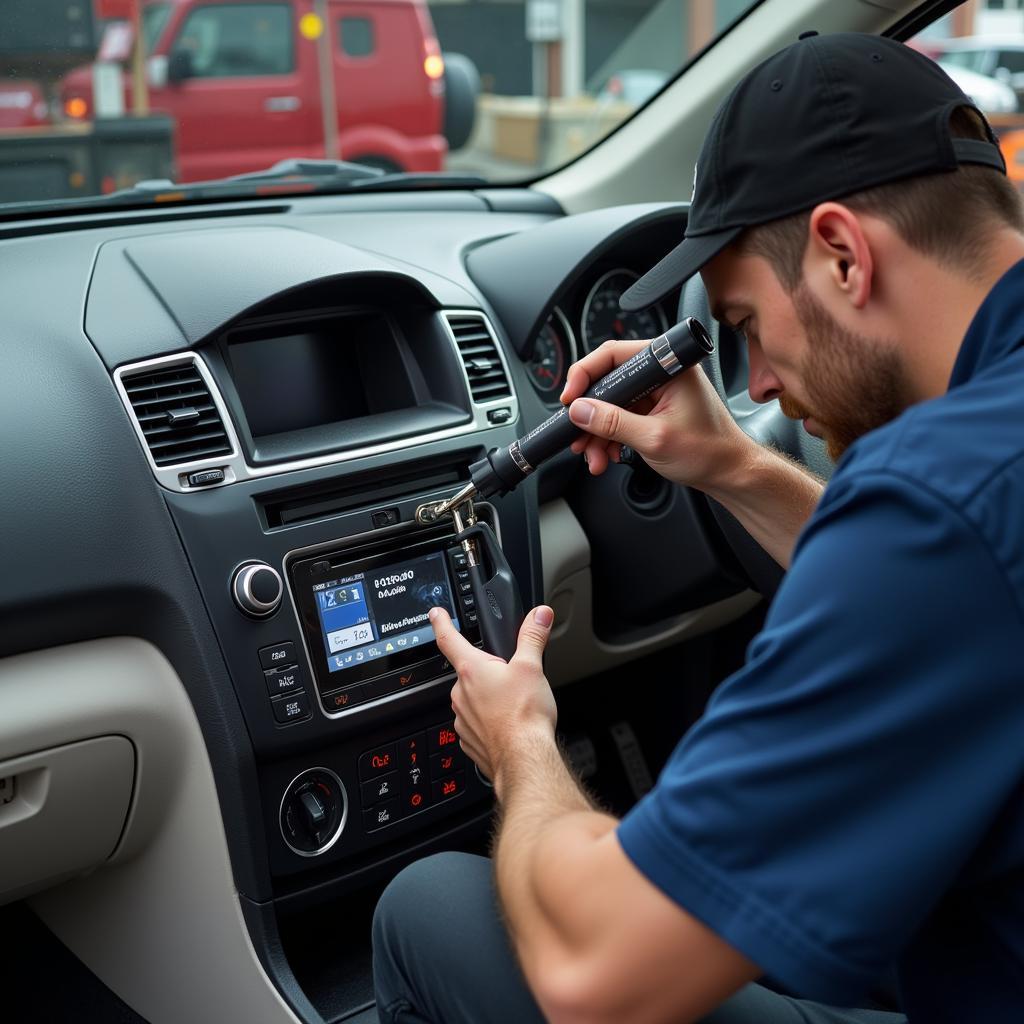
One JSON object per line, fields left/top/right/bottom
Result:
{"left": 53, "top": 0, "right": 474, "bottom": 182}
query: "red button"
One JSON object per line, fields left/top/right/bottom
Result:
{"left": 430, "top": 748, "right": 464, "bottom": 779}
{"left": 403, "top": 787, "right": 430, "bottom": 814}
{"left": 359, "top": 743, "right": 397, "bottom": 780}
{"left": 428, "top": 721, "right": 459, "bottom": 753}
{"left": 398, "top": 732, "right": 426, "bottom": 771}
{"left": 431, "top": 771, "right": 465, "bottom": 802}
{"left": 328, "top": 684, "right": 366, "bottom": 710}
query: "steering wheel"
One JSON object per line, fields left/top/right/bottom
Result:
{"left": 678, "top": 276, "right": 832, "bottom": 596}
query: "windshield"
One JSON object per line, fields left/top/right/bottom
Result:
{"left": 6, "top": 2, "right": 1021, "bottom": 212}
{"left": 0, "top": 0, "right": 763, "bottom": 208}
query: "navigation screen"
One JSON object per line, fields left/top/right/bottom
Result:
{"left": 313, "top": 550, "right": 460, "bottom": 675}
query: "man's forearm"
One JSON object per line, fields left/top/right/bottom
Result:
{"left": 705, "top": 440, "right": 824, "bottom": 569}
{"left": 493, "top": 729, "right": 614, "bottom": 969}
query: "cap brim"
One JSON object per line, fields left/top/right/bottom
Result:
{"left": 620, "top": 226, "right": 741, "bottom": 312}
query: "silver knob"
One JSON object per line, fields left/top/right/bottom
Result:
{"left": 232, "top": 562, "right": 283, "bottom": 617}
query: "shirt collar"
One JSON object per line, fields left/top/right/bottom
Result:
{"left": 949, "top": 258, "right": 1024, "bottom": 388}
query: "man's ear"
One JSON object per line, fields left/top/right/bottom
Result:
{"left": 805, "top": 202, "right": 873, "bottom": 309}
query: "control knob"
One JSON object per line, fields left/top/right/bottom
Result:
{"left": 279, "top": 768, "right": 347, "bottom": 856}
{"left": 232, "top": 561, "right": 283, "bottom": 618}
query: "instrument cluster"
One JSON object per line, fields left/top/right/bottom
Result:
{"left": 523, "top": 266, "right": 672, "bottom": 404}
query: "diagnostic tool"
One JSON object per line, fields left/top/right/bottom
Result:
{"left": 417, "top": 317, "right": 715, "bottom": 659}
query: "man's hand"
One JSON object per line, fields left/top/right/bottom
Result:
{"left": 562, "top": 337, "right": 751, "bottom": 489}
{"left": 562, "top": 336, "right": 826, "bottom": 568}
{"left": 429, "top": 604, "right": 557, "bottom": 797}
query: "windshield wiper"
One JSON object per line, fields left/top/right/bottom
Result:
{"left": 222, "top": 160, "right": 487, "bottom": 191}
{"left": 0, "top": 159, "right": 489, "bottom": 219}
{"left": 222, "top": 157, "right": 384, "bottom": 184}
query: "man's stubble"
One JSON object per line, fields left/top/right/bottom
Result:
{"left": 778, "top": 284, "right": 911, "bottom": 461}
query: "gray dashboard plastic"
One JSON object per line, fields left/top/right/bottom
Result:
{"left": 466, "top": 201, "right": 688, "bottom": 358}
{"left": 0, "top": 222, "right": 274, "bottom": 901}
{"left": 86, "top": 224, "right": 481, "bottom": 367}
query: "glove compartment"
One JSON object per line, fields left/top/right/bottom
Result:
{"left": 0, "top": 736, "right": 134, "bottom": 905}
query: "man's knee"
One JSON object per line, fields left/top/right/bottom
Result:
{"left": 373, "top": 852, "right": 498, "bottom": 1022}
{"left": 373, "top": 851, "right": 493, "bottom": 973}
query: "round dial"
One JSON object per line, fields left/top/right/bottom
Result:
{"left": 232, "top": 561, "right": 283, "bottom": 618}
{"left": 580, "top": 269, "right": 669, "bottom": 351}
{"left": 526, "top": 307, "right": 577, "bottom": 398}
{"left": 279, "top": 768, "right": 347, "bottom": 857}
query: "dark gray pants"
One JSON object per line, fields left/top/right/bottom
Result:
{"left": 372, "top": 852, "right": 907, "bottom": 1024}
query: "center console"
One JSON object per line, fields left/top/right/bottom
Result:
{"left": 171, "top": 486, "right": 515, "bottom": 891}
{"left": 122, "top": 282, "right": 538, "bottom": 901}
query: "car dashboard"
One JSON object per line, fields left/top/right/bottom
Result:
{"left": 0, "top": 189, "right": 759, "bottom": 1024}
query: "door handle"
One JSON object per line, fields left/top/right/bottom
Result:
{"left": 265, "top": 96, "right": 301, "bottom": 112}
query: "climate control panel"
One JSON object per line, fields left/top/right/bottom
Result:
{"left": 359, "top": 720, "right": 466, "bottom": 832}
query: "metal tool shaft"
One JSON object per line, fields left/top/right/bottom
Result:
{"left": 415, "top": 317, "right": 714, "bottom": 526}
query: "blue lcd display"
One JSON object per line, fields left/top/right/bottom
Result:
{"left": 313, "top": 550, "right": 460, "bottom": 674}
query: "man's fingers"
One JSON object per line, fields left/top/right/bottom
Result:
{"left": 582, "top": 434, "right": 612, "bottom": 475}
{"left": 511, "top": 605, "right": 554, "bottom": 669}
{"left": 560, "top": 339, "right": 650, "bottom": 405}
{"left": 569, "top": 398, "right": 666, "bottom": 453}
{"left": 429, "top": 607, "right": 478, "bottom": 669}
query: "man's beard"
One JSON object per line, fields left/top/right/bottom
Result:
{"left": 778, "top": 284, "right": 911, "bottom": 461}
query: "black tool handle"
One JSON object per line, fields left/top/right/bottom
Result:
{"left": 468, "top": 316, "right": 714, "bottom": 498}
{"left": 456, "top": 522, "right": 523, "bottom": 661}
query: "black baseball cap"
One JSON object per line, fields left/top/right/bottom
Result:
{"left": 620, "top": 32, "right": 1007, "bottom": 312}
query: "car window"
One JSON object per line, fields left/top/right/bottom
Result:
{"left": 940, "top": 49, "right": 987, "bottom": 72}
{"left": 909, "top": 11, "right": 1024, "bottom": 194}
{"left": 996, "top": 49, "right": 1024, "bottom": 74}
{"left": 171, "top": 3, "right": 294, "bottom": 78}
{"left": 142, "top": 3, "right": 173, "bottom": 53}
{"left": 339, "top": 17, "right": 375, "bottom": 59}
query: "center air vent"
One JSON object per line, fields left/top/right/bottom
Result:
{"left": 120, "top": 359, "right": 233, "bottom": 467}
{"left": 446, "top": 314, "right": 512, "bottom": 403}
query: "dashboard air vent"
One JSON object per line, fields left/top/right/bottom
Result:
{"left": 447, "top": 314, "right": 512, "bottom": 403}
{"left": 121, "top": 360, "right": 233, "bottom": 467}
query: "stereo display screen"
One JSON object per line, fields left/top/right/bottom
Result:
{"left": 289, "top": 532, "right": 481, "bottom": 710}
{"left": 314, "top": 549, "right": 460, "bottom": 675}
{"left": 286, "top": 528, "right": 481, "bottom": 712}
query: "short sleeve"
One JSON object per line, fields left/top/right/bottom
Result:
{"left": 617, "top": 472, "right": 1024, "bottom": 1002}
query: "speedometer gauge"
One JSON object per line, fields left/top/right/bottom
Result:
{"left": 526, "top": 307, "right": 577, "bottom": 398}
{"left": 581, "top": 268, "right": 669, "bottom": 350}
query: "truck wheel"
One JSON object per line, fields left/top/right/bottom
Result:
{"left": 443, "top": 52, "right": 480, "bottom": 152}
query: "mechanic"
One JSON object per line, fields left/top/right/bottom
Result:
{"left": 373, "top": 32, "right": 1024, "bottom": 1023}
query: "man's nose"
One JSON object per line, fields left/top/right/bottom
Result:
{"left": 747, "top": 342, "right": 785, "bottom": 404}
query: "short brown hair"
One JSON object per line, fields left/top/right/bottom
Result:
{"left": 738, "top": 107, "right": 1024, "bottom": 290}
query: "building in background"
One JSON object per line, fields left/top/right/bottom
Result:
{"left": 919, "top": 1, "right": 1024, "bottom": 40}
{"left": 428, "top": 0, "right": 750, "bottom": 99}
{"left": 976, "top": 0, "right": 1024, "bottom": 36}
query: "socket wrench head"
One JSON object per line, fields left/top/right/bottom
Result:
{"left": 415, "top": 502, "right": 442, "bottom": 525}
{"left": 414, "top": 482, "right": 478, "bottom": 527}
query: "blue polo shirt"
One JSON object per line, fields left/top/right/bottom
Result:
{"left": 617, "top": 259, "right": 1024, "bottom": 1021}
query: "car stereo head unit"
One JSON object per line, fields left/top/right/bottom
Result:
{"left": 289, "top": 529, "right": 481, "bottom": 715}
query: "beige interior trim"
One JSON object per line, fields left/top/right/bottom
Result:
{"left": 540, "top": 499, "right": 761, "bottom": 686}
{"left": 0, "top": 736, "right": 135, "bottom": 905}
{"left": 0, "top": 638, "right": 303, "bottom": 1024}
